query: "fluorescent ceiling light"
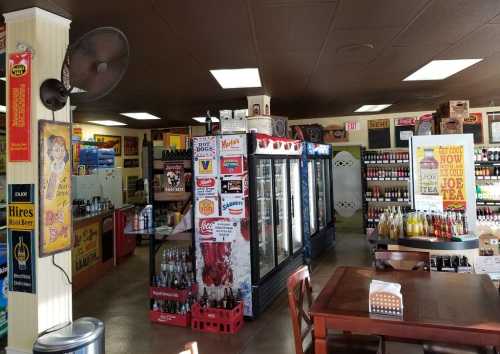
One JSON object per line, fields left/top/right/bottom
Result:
{"left": 355, "top": 104, "right": 392, "bottom": 113}
{"left": 0, "top": 78, "right": 5, "bottom": 82}
{"left": 209, "top": 68, "right": 261, "bottom": 89}
{"left": 0, "top": 105, "right": 5, "bottom": 113}
{"left": 192, "top": 116, "right": 220, "bottom": 123}
{"left": 403, "top": 59, "right": 483, "bottom": 81}
{"left": 120, "top": 112, "right": 161, "bottom": 120}
{"left": 88, "top": 120, "right": 127, "bottom": 126}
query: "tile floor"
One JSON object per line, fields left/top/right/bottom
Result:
{"left": 74, "top": 233, "right": 423, "bottom": 354}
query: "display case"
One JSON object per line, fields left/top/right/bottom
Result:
{"left": 301, "top": 142, "right": 335, "bottom": 261}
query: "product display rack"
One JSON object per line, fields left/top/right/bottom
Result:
{"left": 475, "top": 149, "right": 500, "bottom": 227}
{"left": 362, "top": 149, "right": 411, "bottom": 234}
{"left": 148, "top": 141, "right": 195, "bottom": 327}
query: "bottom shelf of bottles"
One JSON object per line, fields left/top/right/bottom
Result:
{"left": 191, "top": 302, "right": 244, "bottom": 334}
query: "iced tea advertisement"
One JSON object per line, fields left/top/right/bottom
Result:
{"left": 415, "top": 145, "right": 466, "bottom": 210}
{"left": 39, "top": 121, "right": 72, "bottom": 256}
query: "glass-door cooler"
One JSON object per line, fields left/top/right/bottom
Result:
{"left": 249, "top": 133, "right": 304, "bottom": 316}
{"left": 301, "top": 142, "right": 335, "bottom": 261}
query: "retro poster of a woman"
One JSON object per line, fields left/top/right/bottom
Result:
{"left": 39, "top": 121, "right": 72, "bottom": 256}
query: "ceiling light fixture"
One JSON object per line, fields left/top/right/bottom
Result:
{"left": 192, "top": 116, "right": 220, "bottom": 123}
{"left": 88, "top": 120, "right": 127, "bottom": 126}
{"left": 0, "top": 78, "right": 5, "bottom": 82}
{"left": 120, "top": 112, "right": 161, "bottom": 120}
{"left": 403, "top": 59, "right": 483, "bottom": 81}
{"left": 0, "top": 105, "right": 6, "bottom": 113}
{"left": 209, "top": 68, "right": 262, "bottom": 89}
{"left": 355, "top": 104, "right": 392, "bottom": 113}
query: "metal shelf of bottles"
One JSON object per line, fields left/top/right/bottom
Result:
{"left": 363, "top": 160, "right": 409, "bottom": 165}
{"left": 365, "top": 198, "right": 410, "bottom": 203}
{"left": 366, "top": 177, "right": 409, "bottom": 181}
{"left": 368, "top": 233, "right": 479, "bottom": 250}
{"left": 475, "top": 161, "right": 500, "bottom": 166}
{"left": 476, "top": 200, "right": 500, "bottom": 206}
{"left": 476, "top": 175, "right": 500, "bottom": 180}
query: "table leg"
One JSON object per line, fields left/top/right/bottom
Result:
{"left": 314, "top": 317, "right": 327, "bottom": 354}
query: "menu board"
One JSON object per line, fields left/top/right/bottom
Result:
{"left": 368, "top": 119, "right": 390, "bottom": 149}
{"left": 463, "top": 113, "right": 483, "bottom": 144}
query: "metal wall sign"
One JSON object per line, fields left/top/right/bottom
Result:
{"left": 8, "top": 230, "right": 36, "bottom": 293}
{"left": 8, "top": 184, "right": 35, "bottom": 231}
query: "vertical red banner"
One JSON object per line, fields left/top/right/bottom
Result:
{"left": 8, "top": 52, "right": 31, "bottom": 162}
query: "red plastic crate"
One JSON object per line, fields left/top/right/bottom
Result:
{"left": 149, "top": 284, "right": 198, "bottom": 302}
{"left": 150, "top": 310, "right": 191, "bottom": 327}
{"left": 191, "top": 302, "right": 244, "bottom": 334}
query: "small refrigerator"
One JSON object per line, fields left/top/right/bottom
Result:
{"left": 193, "top": 133, "right": 304, "bottom": 318}
{"left": 302, "top": 142, "right": 335, "bottom": 261}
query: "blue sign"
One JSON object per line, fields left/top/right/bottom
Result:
{"left": 8, "top": 230, "right": 36, "bottom": 293}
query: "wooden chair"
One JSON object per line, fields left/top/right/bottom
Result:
{"left": 287, "top": 266, "right": 382, "bottom": 354}
{"left": 374, "top": 251, "right": 430, "bottom": 271}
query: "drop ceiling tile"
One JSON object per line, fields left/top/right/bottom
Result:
{"left": 254, "top": 1, "right": 337, "bottom": 51}
{"left": 334, "top": 0, "right": 429, "bottom": 29}
{"left": 395, "top": 0, "right": 500, "bottom": 46}
{"left": 438, "top": 24, "right": 500, "bottom": 59}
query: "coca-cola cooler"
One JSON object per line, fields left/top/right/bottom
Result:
{"left": 115, "top": 205, "right": 136, "bottom": 264}
{"left": 193, "top": 133, "right": 304, "bottom": 318}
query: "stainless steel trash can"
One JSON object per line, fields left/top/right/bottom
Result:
{"left": 33, "top": 317, "right": 104, "bottom": 354}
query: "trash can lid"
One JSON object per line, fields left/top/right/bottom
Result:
{"left": 33, "top": 317, "right": 104, "bottom": 353}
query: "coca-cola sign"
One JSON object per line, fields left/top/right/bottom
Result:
{"left": 199, "top": 218, "right": 215, "bottom": 236}
{"left": 196, "top": 177, "right": 216, "bottom": 188}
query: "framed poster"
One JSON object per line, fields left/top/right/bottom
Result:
{"left": 94, "top": 134, "right": 121, "bottom": 155}
{"left": 39, "top": 120, "right": 72, "bottom": 257}
{"left": 164, "top": 162, "right": 185, "bottom": 192}
{"left": 487, "top": 112, "right": 500, "bottom": 143}
{"left": 123, "top": 136, "right": 139, "bottom": 155}
{"left": 323, "top": 125, "right": 348, "bottom": 143}
{"left": 463, "top": 112, "right": 483, "bottom": 144}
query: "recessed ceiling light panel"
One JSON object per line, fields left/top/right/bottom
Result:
{"left": 120, "top": 112, "right": 161, "bottom": 120}
{"left": 88, "top": 120, "right": 127, "bottom": 126}
{"left": 209, "top": 68, "right": 262, "bottom": 89}
{"left": 192, "top": 116, "right": 220, "bottom": 123}
{"left": 354, "top": 104, "right": 392, "bottom": 113}
{"left": 403, "top": 59, "right": 483, "bottom": 81}
{"left": 0, "top": 105, "right": 6, "bottom": 113}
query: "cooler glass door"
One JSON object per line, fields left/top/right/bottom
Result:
{"left": 290, "top": 159, "right": 302, "bottom": 253}
{"left": 256, "top": 159, "right": 275, "bottom": 278}
{"left": 308, "top": 160, "right": 317, "bottom": 235}
{"left": 324, "top": 159, "right": 333, "bottom": 224}
{"left": 316, "top": 160, "right": 327, "bottom": 229}
{"left": 274, "top": 159, "right": 290, "bottom": 264}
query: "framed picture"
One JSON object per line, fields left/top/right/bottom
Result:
{"left": 94, "top": 134, "right": 121, "bottom": 155}
{"left": 487, "top": 112, "right": 500, "bottom": 143}
{"left": 39, "top": 120, "right": 72, "bottom": 257}
{"left": 124, "top": 158, "right": 139, "bottom": 168}
{"left": 123, "top": 136, "right": 139, "bottom": 156}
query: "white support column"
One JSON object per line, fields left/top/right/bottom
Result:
{"left": 4, "top": 8, "right": 72, "bottom": 354}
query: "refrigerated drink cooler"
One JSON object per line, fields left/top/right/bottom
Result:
{"left": 301, "top": 142, "right": 335, "bottom": 261}
{"left": 193, "top": 133, "right": 305, "bottom": 318}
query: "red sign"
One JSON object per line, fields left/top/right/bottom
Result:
{"left": 396, "top": 117, "right": 416, "bottom": 126}
{"left": 220, "top": 156, "right": 243, "bottom": 175}
{"left": 8, "top": 52, "right": 31, "bottom": 161}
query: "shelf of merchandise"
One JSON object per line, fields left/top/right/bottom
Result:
{"left": 361, "top": 148, "right": 410, "bottom": 233}
{"left": 476, "top": 200, "right": 500, "bottom": 206}
{"left": 476, "top": 176, "right": 500, "bottom": 180}
{"left": 474, "top": 161, "right": 500, "bottom": 166}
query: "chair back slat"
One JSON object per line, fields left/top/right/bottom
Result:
{"left": 374, "top": 250, "right": 430, "bottom": 271}
{"left": 287, "top": 266, "right": 313, "bottom": 354}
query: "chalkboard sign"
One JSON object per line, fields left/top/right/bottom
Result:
{"left": 394, "top": 118, "right": 415, "bottom": 148}
{"left": 368, "top": 119, "right": 390, "bottom": 149}
{"left": 463, "top": 113, "right": 483, "bottom": 144}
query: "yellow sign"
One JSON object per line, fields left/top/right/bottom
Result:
{"left": 8, "top": 203, "right": 35, "bottom": 230}
{"left": 416, "top": 145, "right": 465, "bottom": 210}
{"left": 198, "top": 159, "right": 213, "bottom": 174}
{"left": 39, "top": 121, "right": 72, "bottom": 256}
{"left": 368, "top": 119, "right": 390, "bottom": 129}
{"left": 72, "top": 222, "right": 101, "bottom": 275}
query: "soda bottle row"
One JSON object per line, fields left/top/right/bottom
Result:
{"left": 199, "top": 286, "right": 242, "bottom": 310}
{"left": 474, "top": 147, "right": 500, "bottom": 162}
{"left": 430, "top": 255, "right": 471, "bottom": 272}
{"left": 475, "top": 166, "right": 500, "bottom": 177}
{"left": 476, "top": 183, "right": 500, "bottom": 200}
{"left": 153, "top": 247, "right": 195, "bottom": 289}
{"left": 366, "top": 221, "right": 379, "bottom": 229}
{"left": 378, "top": 206, "right": 405, "bottom": 239}
{"left": 131, "top": 205, "right": 153, "bottom": 231}
{"left": 152, "top": 297, "right": 195, "bottom": 315}
{"left": 364, "top": 151, "right": 409, "bottom": 162}
{"left": 405, "top": 210, "right": 468, "bottom": 239}
{"left": 366, "top": 187, "right": 408, "bottom": 199}
{"left": 366, "top": 167, "right": 409, "bottom": 178}
{"left": 477, "top": 207, "right": 500, "bottom": 223}
{"left": 367, "top": 207, "right": 384, "bottom": 220}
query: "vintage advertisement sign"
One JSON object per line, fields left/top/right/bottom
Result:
{"left": 164, "top": 162, "right": 185, "bottom": 192}
{"left": 39, "top": 121, "right": 72, "bottom": 257}
{"left": 254, "top": 134, "right": 302, "bottom": 155}
{"left": 193, "top": 136, "right": 217, "bottom": 158}
{"left": 195, "top": 177, "right": 218, "bottom": 197}
{"left": 415, "top": 145, "right": 466, "bottom": 210}
{"left": 8, "top": 230, "right": 36, "bottom": 293}
{"left": 221, "top": 195, "right": 245, "bottom": 217}
{"left": 9, "top": 184, "right": 34, "bottom": 203}
{"left": 219, "top": 134, "right": 246, "bottom": 156}
{"left": 220, "top": 156, "right": 244, "bottom": 175}
{"left": 72, "top": 221, "right": 101, "bottom": 275}
{"left": 221, "top": 176, "right": 244, "bottom": 194}
{"left": 8, "top": 52, "right": 32, "bottom": 161}
{"left": 8, "top": 184, "right": 35, "bottom": 231}
{"left": 196, "top": 196, "right": 219, "bottom": 217}
{"left": 123, "top": 136, "right": 139, "bottom": 156}
{"left": 195, "top": 157, "right": 217, "bottom": 177}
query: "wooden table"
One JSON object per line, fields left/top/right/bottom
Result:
{"left": 310, "top": 266, "right": 500, "bottom": 354}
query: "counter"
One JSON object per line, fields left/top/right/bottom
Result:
{"left": 72, "top": 210, "right": 115, "bottom": 292}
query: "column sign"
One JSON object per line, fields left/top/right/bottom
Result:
{"left": 7, "top": 184, "right": 36, "bottom": 293}
{"left": 8, "top": 52, "right": 32, "bottom": 162}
